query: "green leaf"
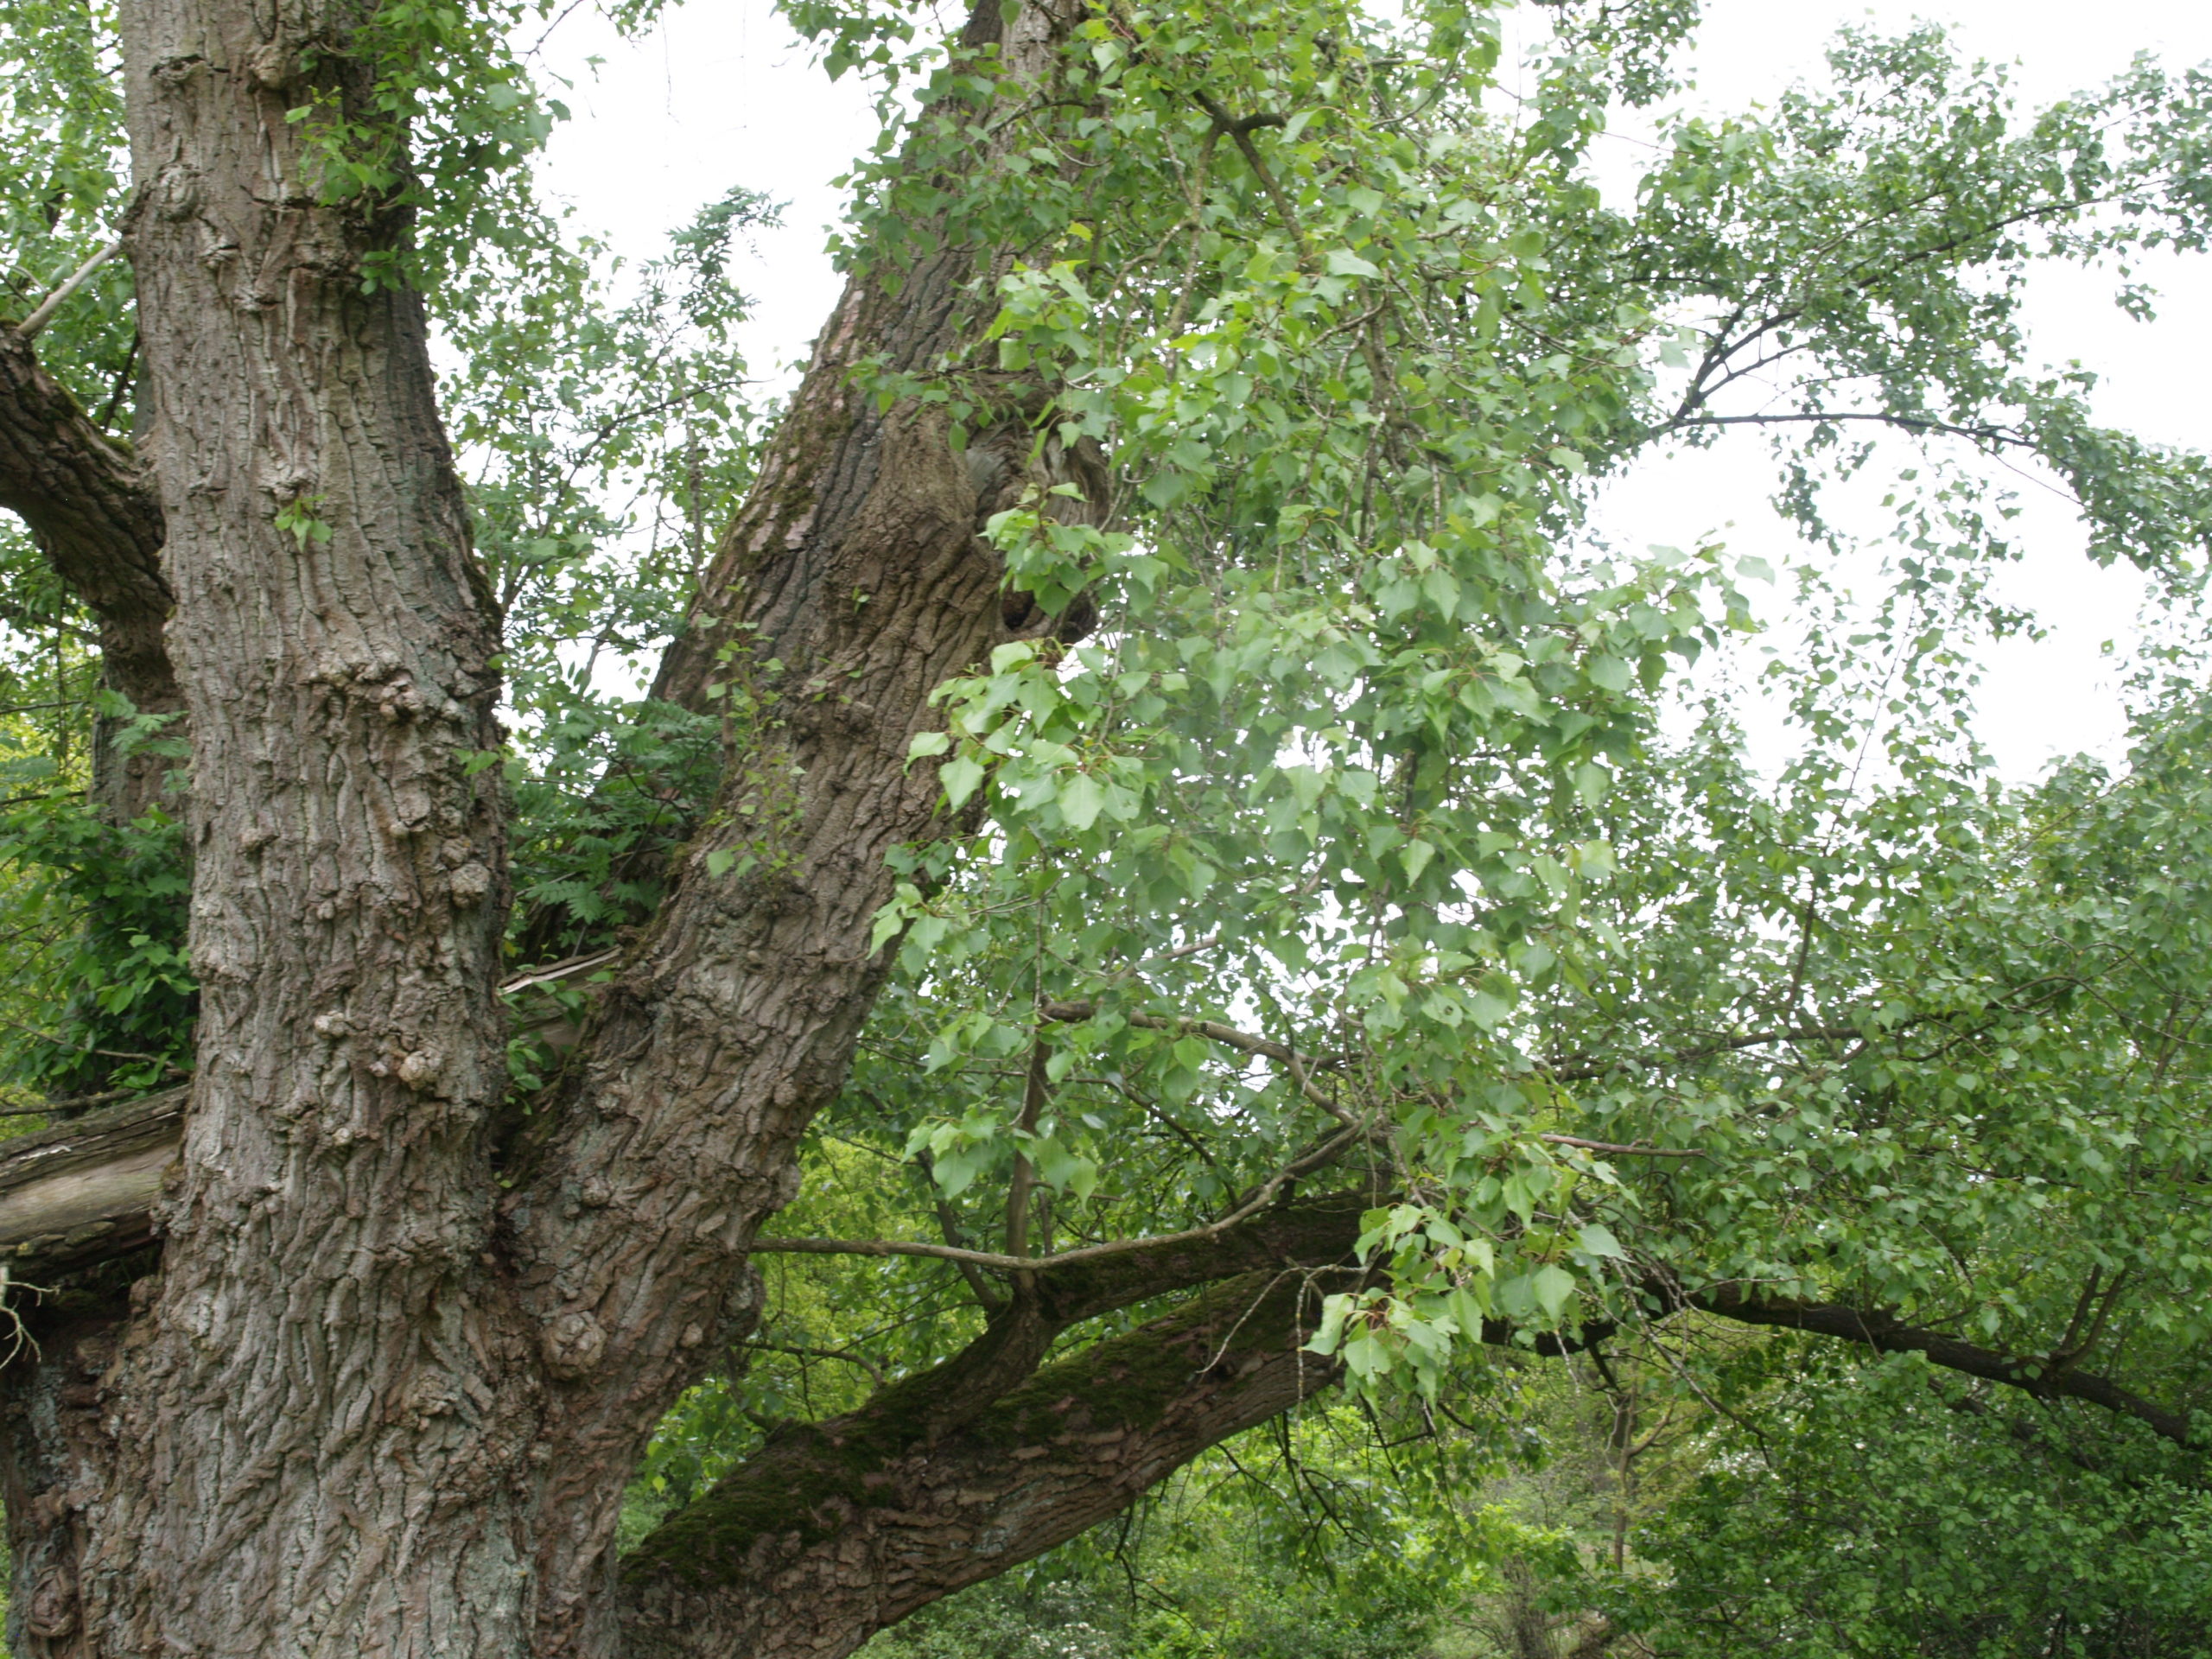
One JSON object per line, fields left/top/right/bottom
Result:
{"left": 1577, "top": 1224, "right": 1626, "bottom": 1260}
{"left": 939, "top": 754, "right": 987, "bottom": 809}
{"left": 1401, "top": 839, "right": 1437, "bottom": 885}
{"left": 1531, "top": 1264, "right": 1577, "bottom": 1324}
{"left": 1586, "top": 654, "right": 1632, "bottom": 693}
{"left": 1059, "top": 771, "right": 1106, "bottom": 832}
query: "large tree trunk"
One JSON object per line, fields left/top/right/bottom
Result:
{"left": 500, "top": 0, "right": 1106, "bottom": 1641}
{"left": 10, "top": 0, "right": 531, "bottom": 1648}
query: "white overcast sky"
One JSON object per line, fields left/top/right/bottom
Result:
{"left": 531, "top": 0, "right": 2212, "bottom": 779}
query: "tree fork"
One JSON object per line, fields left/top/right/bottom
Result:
{"left": 0, "top": 0, "right": 1123, "bottom": 1648}
{"left": 7, "top": 3, "right": 2190, "bottom": 1654}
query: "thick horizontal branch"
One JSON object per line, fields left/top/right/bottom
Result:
{"left": 617, "top": 1192, "right": 2200, "bottom": 1645}
{"left": 0, "top": 1086, "right": 186, "bottom": 1277}
{"left": 742, "top": 1192, "right": 1380, "bottom": 1493}
{"left": 617, "top": 1274, "right": 1341, "bottom": 1659}
{"left": 750, "top": 1225, "right": 2200, "bottom": 1452}
{"left": 618, "top": 1219, "right": 1605, "bottom": 1659}
{"left": 3, "top": 1098, "right": 2189, "bottom": 1454}
{"left": 1687, "top": 1283, "right": 2202, "bottom": 1449}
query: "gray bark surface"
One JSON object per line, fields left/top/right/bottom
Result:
{"left": 498, "top": 5, "right": 1106, "bottom": 1649}
{"left": 0, "top": 3, "right": 1187, "bottom": 1655}
{"left": 43, "top": 0, "right": 531, "bottom": 1649}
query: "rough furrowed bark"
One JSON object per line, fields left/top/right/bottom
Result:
{"left": 617, "top": 1274, "right": 1342, "bottom": 1659}
{"left": 0, "top": 0, "right": 533, "bottom": 1649}
{"left": 611, "top": 1188, "right": 1577, "bottom": 1658}
{"left": 494, "top": 5, "right": 1106, "bottom": 1649}
{"left": 8, "top": 0, "right": 2185, "bottom": 1644}
{"left": 0, "top": 327, "right": 180, "bottom": 822}
{"left": 0, "top": 0, "right": 1128, "bottom": 1645}
{"left": 729, "top": 1191, "right": 1382, "bottom": 1478}
{"left": 0, "top": 1305, "right": 133, "bottom": 1653}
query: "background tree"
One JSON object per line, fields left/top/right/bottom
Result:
{"left": 0, "top": 1, "right": 2207, "bottom": 1656}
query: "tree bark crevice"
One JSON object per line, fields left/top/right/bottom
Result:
{"left": 20, "top": 0, "right": 537, "bottom": 1649}
{"left": 0, "top": 3, "right": 2193, "bottom": 1654}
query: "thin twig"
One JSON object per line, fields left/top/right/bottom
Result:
{"left": 908, "top": 1143, "right": 1006, "bottom": 1312}
{"left": 0, "top": 1014, "right": 184, "bottom": 1074}
{"left": 1042, "top": 1000, "right": 1356, "bottom": 1126}
{"left": 500, "top": 948, "right": 620, "bottom": 995}
{"left": 1539, "top": 1135, "right": 1706, "bottom": 1160}
{"left": 17, "top": 239, "right": 123, "bottom": 340}
{"left": 751, "top": 1122, "right": 1364, "bottom": 1276}
{"left": 743, "top": 1338, "right": 888, "bottom": 1389}
{"left": 1192, "top": 92, "right": 1308, "bottom": 259}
